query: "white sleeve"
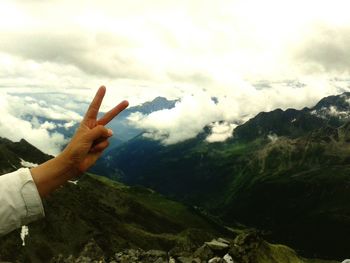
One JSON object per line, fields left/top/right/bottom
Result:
{"left": 0, "top": 168, "right": 45, "bottom": 236}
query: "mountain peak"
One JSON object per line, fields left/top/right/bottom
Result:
{"left": 313, "top": 92, "right": 350, "bottom": 111}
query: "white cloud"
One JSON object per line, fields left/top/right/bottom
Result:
{"left": 206, "top": 122, "right": 237, "bottom": 143}
{"left": 0, "top": 93, "right": 70, "bottom": 155}
{"left": 128, "top": 93, "right": 222, "bottom": 144}
{"left": 1, "top": 0, "right": 350, "bottom": 148}
{"left": 5, "top": 94, "right": 81, "bottom": 121}
{"left": 128, "top": 79, "right": 350, "bottom": 145}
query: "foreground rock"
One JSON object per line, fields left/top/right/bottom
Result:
{"left": 50, "top": 232, "right": 340, "bottom": 263}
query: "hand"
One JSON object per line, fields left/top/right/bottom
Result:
{"left": 62, "top": 86, "right": 129, "bottom": 172}
{"left": 30, "top": 86, "right": 128, "bottom": 197}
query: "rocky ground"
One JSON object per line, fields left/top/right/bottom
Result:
{"left": 49, "top": 231, "right": 340, "bottom": 263}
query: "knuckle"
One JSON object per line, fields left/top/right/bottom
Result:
{"left": 96, "top": 125, "right": 106, "bottom": 132}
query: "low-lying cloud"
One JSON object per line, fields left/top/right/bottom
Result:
{"left": 128, "top": 79, "right": 350, "bottom": 145}
{"left": 206, "top": 122, "right": 237, "bottom": 143}
{"left": 0, "top": 93, "right": 82, "bottom": 155}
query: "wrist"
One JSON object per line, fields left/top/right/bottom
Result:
{"left": 55, "top": 152, "right": 82, "bottom": 179}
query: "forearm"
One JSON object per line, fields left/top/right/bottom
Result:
{"left": 30, "top": 153, "right": 81, "bottom": 197}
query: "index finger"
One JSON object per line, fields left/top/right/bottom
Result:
{"left": 84, "top": 86, "right": 106, "bottom": 121}
{"left": 97, "top": 100, "right": 129, "bottom": 126}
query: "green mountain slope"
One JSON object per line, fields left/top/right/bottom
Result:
{"left": 92, "top": 92, "right": 350, "bottom": 260}
{"left": 0, "top": 136, "right": 342, "bottom": 262}
{"left": 0, "top": 172, "right": 225, "bottom": 262}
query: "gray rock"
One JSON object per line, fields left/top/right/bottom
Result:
{"left": 137, "top": 249, "right": 167, "bottom": 262}
{"left": 79, "top": 239, "right": 104, "bottom": 261}
{"left": 75, "top": 256, "right": 93, "bottom": 263}
{"left": 208, "top": 257, "right": 224, "bottom": 263}
{"left": 192, "top": 244, "right": 214, "bottom": 261}
{"left": 168, "top": 246, "right": 192, "bottom": 259}
{"left": 223, "top": 254, "right": 234, "bottom": 263}
{"left": 205, "top": 239, "right": 230, "bottom": 256}
{"left": 217, "top": 238, "right": 230, "bottom": 245}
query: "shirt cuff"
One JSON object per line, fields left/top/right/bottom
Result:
{"left": 20, "top": 168, "right": 45, "bottom": 224}
{"left": 0, "top": 168, "right": 45, "bottom": 236}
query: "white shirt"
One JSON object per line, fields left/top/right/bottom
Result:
{"left": 0, "top": 168, "right": 45, "bottom": 236}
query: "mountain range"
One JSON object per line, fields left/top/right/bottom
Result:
{"left": 91, "top": 92, "right": 350, "bottom": 260}
{"left": 0, "top": 138, "right": 338, "bottom": 262}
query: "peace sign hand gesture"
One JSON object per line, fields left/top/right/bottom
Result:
{"left": 62, "top": 86, "right": 129, "bottom": 173}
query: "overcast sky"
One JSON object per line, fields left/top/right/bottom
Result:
{"left": 1, "top": 0, "right": 350, "bottom": 154}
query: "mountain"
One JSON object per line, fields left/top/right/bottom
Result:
{"left": 92, "top": 92, "right": 350, "bottom": 260}
{"left": 0, "top": 137, "right": 52, "bottom": 174}
{"left": 0, "top": 137, "right": 223, "bottom": 262}
{"left": 105, "top": 96, "right": 177, "bottom": 145}
{"left": 121, "top": 96, "right": 178, "bottom": 116}
{"left": 0, "top": 137, "right": 339, "bottom": 263}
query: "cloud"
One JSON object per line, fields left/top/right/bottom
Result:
{"left": 2, "top": 0, "right": 350, "bottom": 149}
{"left": 206, "top": 122, "right": 237, "bottom": 143}
{"left": 294, "top": 25, "right": 350, "bottom": 74}
{"left": 127, "top": 93, "right": 222, "bottom": 144}
{"left": 6, "top": 94, "right": 82, "bottom": 121}
{"left": 0, "top": 31, "right": 148, "bottom": 80}
{"left": 0, "top": 93, "right": 77, "bottom": 155}
{"left": 128, "top": 79, "right": 350, "bottom": 145}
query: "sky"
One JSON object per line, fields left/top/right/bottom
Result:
{"left": 1, "top": 0, "right": 350, "bottom": 154}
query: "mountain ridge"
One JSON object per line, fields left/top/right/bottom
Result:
{"left": 92, "top": 91, "right": 350, "bottom": 259}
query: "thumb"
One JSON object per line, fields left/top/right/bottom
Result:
{"left": 86, "top": 125, "right": 113, "bottom": 142}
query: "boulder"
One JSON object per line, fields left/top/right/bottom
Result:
{"left": 192, "top": 244, "right": 214, "bottom": 261}
{"left": 205, "top": 239, "right": 230, "bottom": 256}
{"left": 78, "top": 239, "right": 104, "bottom": 261}
{"left": 208, "top": 257, "right": 224, "bottom": 263}
{"left": 141, "top": 249, "right": 167, "bottom": 262}
{"left": 217, "top": 238, "right": 230, "bottom": 245}
{"left": 223, "top": 253, "right": 234, "bottom": 263}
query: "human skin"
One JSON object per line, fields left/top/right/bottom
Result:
{"left": 30, "top": 86, "right": 129, "bottom": 197}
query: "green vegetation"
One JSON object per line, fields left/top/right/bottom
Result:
{"left": 0, "top": 173, "right": 222, "bottom": 262}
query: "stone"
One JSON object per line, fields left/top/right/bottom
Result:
{"left": 217, "top": 238, "right": 230, "bottom": 245}
{"left": 208, "top": 257, "right": 224, "bottom": 263}
{"left": 205, "top": 240, "right": 229, "bottom": 251}
{"left": 193, "top": 244, "right": 214, "bottom": 261}
{"left": 168, "top": 246, "right": 192, "bottom": 258}
{"left": 141, "top": 249, "right": 167, "bottom": 262}
{"left": 79, "top": 239, "right": 104, "bottom": 261}
{"left": 223, "top": 254, "right": 234, "bottom": 263}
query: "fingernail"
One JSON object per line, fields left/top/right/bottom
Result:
{"left": 108, "top": 129, "right": 113, "bottom": 136}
